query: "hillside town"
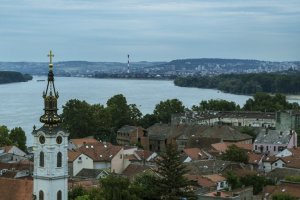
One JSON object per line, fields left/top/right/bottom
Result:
{"left": 1, "top": 108, "right": 300, "bottom": 199}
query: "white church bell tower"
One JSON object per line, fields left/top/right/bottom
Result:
{"left": 32, "top": 50, "right": 69, "bottom": 200}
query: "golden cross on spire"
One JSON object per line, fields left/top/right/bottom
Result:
{"left": 48, "top": 50, "right": 54, "bottom": 65}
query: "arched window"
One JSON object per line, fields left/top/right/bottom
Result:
{"left": 57, "top": 152, "right": 62, "bottom": 167}
{"left": 40, "top": 152, "right": 44, "bottom": 167}
{"left": 39, "top": 190, "right": 44, "bottom": 200}
{"left": 57, "top": 190, "right": 62, "bottom": 200}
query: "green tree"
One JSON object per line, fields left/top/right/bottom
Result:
{"left": 9, "top": 127, "right": 27, "bottom": 152}
{"left": 139, "top": 114, "right": 158, "bottom": 128}
{"left": 0, "top": 125, "right": 12, "bottom": 146}
{"left": 68, "top": 186, "right": 89, "bottom": 200}
{"left": 221, "top": 144, "right": 248, "bottom": 164}
{"left": 272, "top": 193, "right": 297, "bottom": 200}
{"left": 154, "top": 99, "right": 185, "bottom": 123}
{"left": 131, "top": 172, "right": 161, "bottom": 200}
{"left": 192, "top": 99, "right": 239, "bottom": 112}
{"left": 156, "top": 144, "right": 196, "bottom": 200}
{"left": 129, "top": 104, "right": 142, "bottom": 126}
{"left": 100, "top": 175, "right": 139, "bottom": 200}
{"left": 62, "top": 99, "right": 95, "bottom": 138}
{"left": 240, "top": 175, "right": 273, "bottom": 195}
{"left": 106, "top": 94, "right": 132, "bottom": 130}
{"left": 226, "top": 171, "right": 241, "bottom": 190}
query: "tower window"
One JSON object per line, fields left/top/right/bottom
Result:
{"left": 40, "top": 152, "right": 44, "bottom": 167}
{"left": 57, "top": 190, "right": 62, "bottom": 200}
{"left": 57, "top": 152, "right": 62, "bottom": 167}
{"left": 39, "top": 190, "right": 44, "bottom": 200}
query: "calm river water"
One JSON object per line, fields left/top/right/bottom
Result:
{"left": 1, "top": 76, "right": 299, "bottom": 145}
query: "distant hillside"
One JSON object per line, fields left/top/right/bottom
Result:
{"left": 0, "top": 58, "right": 299, "bottom": 78}
{"left": 174, "top": 71, "right": 300, "bottom": 95}
{"left": 155, "top": 58, "right": 300, "bottom": 74}
{"left": 0, "top": 71, "right": 32, "bottom": 84}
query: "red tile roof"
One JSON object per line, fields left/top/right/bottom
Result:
{"left": 212, "top": 142, "right": 253, "bottom": 153}
{"left": 0, "top": 178, "right": 33, "bottom": 200}
{"left": 185, "top": 174, "right": 216, "bottom": 188}
{"left": 203, "top": 174, "right": 226, "bottom": 183}
{"left": 122, "top": 164, "right": 150, "bottom": 179}
{"left": 263, "top": 183, "right": 300, "bottom": 198}
{"left": 70, "top": 138, "right": 99, "bottom": 147}
{"left": 68, "top": 150, "right": 82, "bottom": 162}
{"left": 183, "top": 148, "right": 205, "bottom": 160}
{"left": 135, "top": 150, "right": 153, "bottom": 160}
{"left": 248, "top": 152, "right": 263, "bottom": 165}
{"left": 78, "top": 142, "right": 122, "bottom": 162}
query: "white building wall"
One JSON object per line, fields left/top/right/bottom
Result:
{"left": 111, "top": 148, "right": 124, "bottom": 173}
{"left": 8, "top": 146, "right": 27, "bottom": 157}
{"left": 73, "top": 154, "right": 93, "bottom": 176}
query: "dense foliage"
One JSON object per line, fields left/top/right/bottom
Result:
{"left": 243, "top": 93, "right": 300, "bottom": 112}
{"left": 192, "top": 99, "right": 240, "bottom": 112}
{"left": 153, "top": 99, "right": 185, "bottom": 123}
{"left": 0, "top": 71, "right": 32, "bottom": 84}
{"left": 226, "top": 172, "right": 274, "bottom": 195}
{"left": 272, "top": 193, "right": 298, "bottom": 200}
{"left": 61, "top": 96, "right": 188, "bottom": 140}
{"left": 221, "top": 144, "right": 248, "bottom": 164}
{"left": 0, "top": 125, "right": 27, "bottom": 151}
{"left": 174, "top": 72, "right": 300, "bottom": 95}
{"left": 155, "top": 144, "right": 196, "bottom": 200}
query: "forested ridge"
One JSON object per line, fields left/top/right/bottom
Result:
{"left": 0, "top": 71, "right": 32, "bottom": 84}
{"left": 174, "top": 72, "right": 300, "bottom": 94}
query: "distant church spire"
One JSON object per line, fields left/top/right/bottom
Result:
{"left": 40, "top": 50, "right": 62, "bottom": 127}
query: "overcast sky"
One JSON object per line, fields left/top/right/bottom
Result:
{"left": 0, "top": 0, "right": 299, "bottom": 62}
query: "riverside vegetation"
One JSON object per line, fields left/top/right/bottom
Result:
{"left": 0, "top": 71, "right": 32, "bottom": 84}
{"left": 174, "top": 71, "right": 300, "bottom": 95}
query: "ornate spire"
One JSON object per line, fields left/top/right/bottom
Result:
{"left": 40, "top": 50, "right": 61, "bottom": 127}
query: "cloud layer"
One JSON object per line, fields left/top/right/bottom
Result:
{"left": 0, "top": 0, "right": 299, "bottom": 61}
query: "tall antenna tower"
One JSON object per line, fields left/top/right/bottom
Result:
{"left": 127, "top": 54, "right": 130, "bottom": 74}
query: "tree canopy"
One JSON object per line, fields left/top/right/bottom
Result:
{"left": 155, "top": 144, "right": 195, "bottom": 200}
{"left": 154, "top": 99, "right": 185, "bottom": 123}
{"left": 174, "top": 72, "right": 300, "bottom": 95}
{"left": 221, "top": 144, "right": 248, "bottom": 164}
{"left": 0, "top": 125, "right": 27, "bottom": 151}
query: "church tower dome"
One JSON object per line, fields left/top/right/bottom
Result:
{"left": 32, "top": 51, "right": 69, "bottom": 200}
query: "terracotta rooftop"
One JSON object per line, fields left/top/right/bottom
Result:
{"left": 183, "top": 148, "right": 206, "bottom": 160}
{"left": 263, "top": 183, "right": 300, "bottom": 198}
{"left": 199, "top": 125, "right": 252, "bottom": 142}
{"left": 0, "top": 146, "right": 13, "bottom": 153}
{"left": 122, "top": 164, "right": 150, "bottom": 179}
{"left": 135, "top": 150, "right": 153, "bottom": 160}
{"left": 247, "top": 152, "right": 263, "bottom": 165}
{"left": 78, "top": 142, "right": 122, "bottom": 162}
{"left": 0, "top": 178, "right": 33, "bottom": 200}
{"left": 185, "top": 174, "right": 215, "bottom": 188}
{"left": 70, "top": 138, "right": 99, "bottom": 147}
{"left": 203, "top": 174, "right": 226, "bottom": 183}
{"left": 68, "top": 150, "right": 82, "bottom": 162}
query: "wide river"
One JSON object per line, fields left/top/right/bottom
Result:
{"left": 1, "top": 76, "right": 300, "bottom": 146}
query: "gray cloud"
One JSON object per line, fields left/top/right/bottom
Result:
{"left": 0, "top": 0, "right": 299, "bottom": 61}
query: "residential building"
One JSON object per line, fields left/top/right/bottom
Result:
{"left": 68, "top": 150, "right": 94, "bottom": 177}
{"left": 253, "top": 129, "right": 297, "bottom": 155}
{"left": 262, "top": 182, "right": 300, "bottom": 199}
{"left": 203, "top": 174, "right": 228, "bottom": 191}
{"left": 77, "top": 142, "right": 124, "bottom": 173}
{"left": 276, "top": 110, "right": 300, "bottom": 131}
{"left": 117, "top": 125, "right": 149, "bottom": 149}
